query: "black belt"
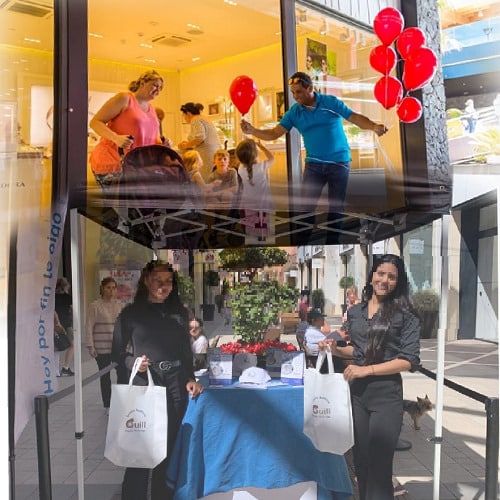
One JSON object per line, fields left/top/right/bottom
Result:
{"left": 150, "top": 360, "right": 182, "bottom": 371}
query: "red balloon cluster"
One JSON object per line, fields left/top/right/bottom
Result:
{"left": 229, "top": 75, "right": 258, "bottom": 115}
{"left": 370, "top": 7, "right": 438, "bottom": 123}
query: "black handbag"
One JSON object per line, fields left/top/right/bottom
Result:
{"left": 54, "top": 330, "right": 71, "bottom": 352}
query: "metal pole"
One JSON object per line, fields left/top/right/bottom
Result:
{"left": 70, "top": 208, "right": 85, "bottom": 500}
{"left": 432, "top": 215, "right": 449, "bottom": 500}
{"left": 35, "top": 396, "right": 52, "bottom": 500}
{"left": 484, "top": 397, "right": 499, "bottom": 500}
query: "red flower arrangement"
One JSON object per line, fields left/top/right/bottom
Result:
{"left": 220, "top": 339, "right": 297, "bottom": 357}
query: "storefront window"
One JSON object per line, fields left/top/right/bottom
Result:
{"left": 440, "top": 1, "right": 500, "bottom": 165}
{"left": 0, "top": 2, "right": 54, "bottom": 313}
{"left": 402, "top": 223, "right": 435, "bottom": 292}
{"left": 293, "top": 3, "right": 404, "bottom": 213}
{"left": 85, "top": 0, "right": 284, "bottom": 302}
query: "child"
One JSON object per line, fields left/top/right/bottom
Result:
{"left": 207, "top": 149, "right": 239, "bottom": 206}
{"left": 182, "top": 150, "right": 212, "bottom": 207}
{"left": 236, "top": 139, "right": 274, "bottom": 235}
{"left": 227, "top": 148, "right": 239, "bottom": 169}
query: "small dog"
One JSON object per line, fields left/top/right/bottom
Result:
{"left": 403, "top": 395, "right": 433, "bottom": 430}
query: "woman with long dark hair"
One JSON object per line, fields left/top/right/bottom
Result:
{"left": 111, "top": 260, "right": 203, "bottom": 500}
{"left": 326, "top": 254, "right": 421, "bottom": 500}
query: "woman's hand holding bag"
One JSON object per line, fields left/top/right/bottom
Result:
{"left": 54, "top": 329, "right": 71, "bottom": 352}
{"left": 104, "top": 357, "right": 168, "bottom": 468}
{"left": 303, "top": 347, "right": 354, "bottom": 455}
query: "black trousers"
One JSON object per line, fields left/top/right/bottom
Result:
{"left": 95, "top": 354, "right": 129, "bottom": 408}
{"left": 350, "top": 374, "right": 403, "bottom": 500}
{"left": 121, "top": 367, "right": 188, "bottom": 500}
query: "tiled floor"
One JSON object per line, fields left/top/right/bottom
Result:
{"left": 14, "top": 313, "right": 499, "bottom": 500}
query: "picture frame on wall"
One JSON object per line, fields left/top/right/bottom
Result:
{"left": 256, "top": 93, "right": 273, "bottom": 123}
{"left": 208, "top": 103, "right": 219, "bottom": 115}
{"left": 276, "top": 91, "right": 285, "bottom": 120}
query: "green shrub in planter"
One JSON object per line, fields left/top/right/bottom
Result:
{"left": 205, "top": 270, "right": 220, "bottom": 287}
{"left": 176, "top": 272, "right": 194, "bottom": 306}
{"left": 232, "top": 280, "right": 299, "bottom": 344}
{"left": 339, "top": 276, "right": 354, "bottom": 289}
{"left": 311, "top": 288, "right": 325, "bottom": 312}
{"left": 412, "top": 289, "right": 440, "bottom": 338}
{"left": 412, "top": 289, "right": 440, "bottom": 312}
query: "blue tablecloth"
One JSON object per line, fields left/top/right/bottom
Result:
{"left": 167, "top": 380, "right": 353, "bottom": 500}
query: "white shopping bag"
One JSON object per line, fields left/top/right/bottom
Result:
{"left": 104, "top": 357, "right": 168, "bottom": 468}
{"left": 303, "top": 349, "right": 354, "bottom": 455}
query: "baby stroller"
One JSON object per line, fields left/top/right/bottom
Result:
{"left": 119, "top": 145, "right": 189, "bottom": 203}
{"left": 117, "top": 145, "right": 204, "bottom": 249}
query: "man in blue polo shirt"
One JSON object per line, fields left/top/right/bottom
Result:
{"left": 240, "top": 71, "right": 387, "bottom": 243}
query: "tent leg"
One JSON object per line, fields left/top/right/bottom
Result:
{"left": 485, "top": 397, "right": 499, "bottom": 500}
{"left": 35, "top": 395, "right": 52, "bottom": 500}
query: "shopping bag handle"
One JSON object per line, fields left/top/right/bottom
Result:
{"left": 316, "top": 348, "right": 334, "bottom": 373}
{"left": 129, "top": 357, "right": 154, "bottom": 386}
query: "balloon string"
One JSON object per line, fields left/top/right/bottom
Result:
{"left": 383, "top": 108, "right": 395, "bottom": 130}
{"left": 374, "top": 133, "right": 396, "bottom": 178}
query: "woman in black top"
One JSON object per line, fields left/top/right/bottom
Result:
{"left": 112, "top": 260, "right": 203, "bottom": 500}
{"left": 326, "top": 254, "right": 420, "bottom": 500}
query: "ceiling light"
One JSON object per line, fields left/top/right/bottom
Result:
{"left": 319, "top": 19, "right": 327, "bottom": 36}
{"left": 224, "top": 0, "right": 237, "bottom": 5}
{"left": 144, "top": 58, "right": 156, "bottom": 63}
{"left": 192, "top": 57, "right": 201, "bottom": 62}
{"left": 23, "top": 37, "right": 41, "bottom": 43}
{"left": 339, "top": 28, "right": 350, "bottom": 42}
{"left": 296, "top": 8, "right": 307, "bottom": 23}
{"left": 140, "top": 43, "right": 153, "bottom": 48}
{"left": 187, "top": 23, "right": 201, "bottom": 30}
{"left": 89, "top": 33, "right": 104, "bottom": 38}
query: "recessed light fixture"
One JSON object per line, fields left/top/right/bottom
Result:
{"left": 192, "top": 57, "right": 201, "bottom": 62}
{"left": 319, "top": 19, "right": 327, "bottom": 36}
{"left": 144, "top": 58, "right": 156, "bottom": 63}
{"left": 187, "top": 23, "right": 201, "bottom": 30}
{"left": 224, "top": 0, "right": 237, "bottom": 5}
{"left": 89, "top": 32, "right": 103, "bottom": 38}
{"left": 23, "top": 37, "right": 40, "bottom": 43}
{"left": 140, "top": 43, "right": 153, "bottom": 48}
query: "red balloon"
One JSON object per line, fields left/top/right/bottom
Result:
{"left": 229, "top": 75, "right": 258, "bottom": 115}
{"left": 369, "top": 45, "right": 397, "bottom": 74}
{"left": 402, "top": 46, "right": 438, "bottom": 91}
{"left": 374, "top": 76, "right": 403, "bottom": 110}
{"left": 397, "top": 96, "right": 423, "bottom": 123}
{"left": 396, "top": 27, "right": 426, "bottom": 59}
{"left": 373, "top": 7, "right": 404, "bottom": 46}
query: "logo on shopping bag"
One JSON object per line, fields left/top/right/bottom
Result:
{"left": 124, "top": 409, "right": 148, "bottom": 431}
{"left": 312, "top": 396, "right": 331, "bottom": 418}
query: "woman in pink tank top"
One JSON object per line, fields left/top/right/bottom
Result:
{"left": 90, "top": 70, "right": 170, "bottom": 182}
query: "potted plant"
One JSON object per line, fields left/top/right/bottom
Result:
{"left": 412, "top": 289, "right": 440, "bottom": 338}
{"left": 311, "top": 288, "right": 325, "bottom": 312}
{"left": 471, "top": 127, "right": 500, "bottom": 164}
{"left": 339, "top": 276, "right": 354, "bottom": 289}
{"left": 231, "top": 280, "right": 299, "bottom": 344}
{"left": 205, "top": 270, "right": 220, "bottom": 287}
{"left": 176, "top": 272, "right": 195, "bottom": 307}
